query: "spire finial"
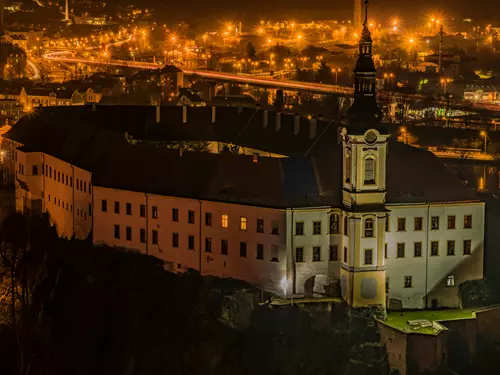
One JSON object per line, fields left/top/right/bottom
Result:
{"left": 364, "top": 0, "right": 369, "bottom": 26}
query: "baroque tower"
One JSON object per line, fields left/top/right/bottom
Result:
{"left": 340, "top": 0, "right": 388, "bottom": 316}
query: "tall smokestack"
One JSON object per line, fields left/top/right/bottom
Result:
{"left": 65, "top": 0, "right": 69, "bottom": 22}
{"left": 354, "top": 0, "right": 362, "bottom": 32}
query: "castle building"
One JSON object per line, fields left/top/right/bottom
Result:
{"left": 1, "top": 7, "right": 484, "bottom": 311}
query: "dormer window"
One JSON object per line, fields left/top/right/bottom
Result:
{"left": 364, "top": 157, "right": 376, "bottom": 185}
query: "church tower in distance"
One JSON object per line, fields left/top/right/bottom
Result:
{"left": 340, "top": 0, "right": 389, "bottom": 318}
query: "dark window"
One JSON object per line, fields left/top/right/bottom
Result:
{"left": 32, "top": 165, "right": 38, "bottom": 175}
{"left": 152, "top": 206, "right": 158, "bottom": 219}
{"left": 126, "top": 227, "right": 132, "bottom": 241}
{"left": 414, "top": 242, "right": 422, "bottom": 257}
{"left": 271, "top": 246, "right": 279, "bottom": 262}
{"left": 188, "top": 210, "right": 195, "bottom": 224}
{"left": 431, "top": 216, "right": 440, "bottom": 230}
{"left": 188, "top": 235, "right": 195, "bottom": 250}
{"left": 295, "top": 247, "right": 304, "bottom": 263}
{"left": 397, "top": 218, "right": 406, "bottom": 231}
{"left": 463, "top": 240, "right": 472, "bottom": 255}
{"left": 140, "top": 204, "right": 146, "bottom": 218}
{"left": 57, "top": 171, "right": 60, "bottom": 182}
{"left": 295, "top": 222, "right": 304, "bottom": 235}
{"left": 385, "top": 215, "right": 390, "bottom": 232}
{"left": 49, "top": 166, "right": 52, "bottom": 178}
{"left": 172, "top": 208, "right": 178, "bottom": 221}
{"left": 313, "top": 221, "right": 322, "bottom": 235}
{"left": 114, "top": 225, "right": 120, "bottom": 239}
{"left": 414, "top": 217, "right": 423, "bottom": 231}
{"left": 344, "top": 246, "right": 348, "bottom": 262}
{"left": 70, "top": 177, "right": 73, "bottom": 187}
{"left": 172, "top": 233, "right": 179, "bottom": 248}
{"left": 89, "top": 204, "right": 92, "bottom": 217}
{"left": 257, "top": 218, "right": 264, "bottom": 233}
{"left": 448, "top": 215, "right": 456, "bottom": 229}
{"left": 404, "top": 276, "right": 412, "bottom": 288}
{"left": 330, "top": 214, "right": 339, "bottom": 234}
{"left": 257, "top": 244, "right": 264, "bottom": 260}
{"left": 344, "top": 216, "right": 348, "bottom": 235}
{"left": 101, "top": 200, "right": 107, "bottom": 212}
{"left": 464, "top": 215, "right": 472, "bottom": 229}
{"left": 364, "top": 218, "right": 374, "bottom": 237}
{"left": 205, "top": 237, "right": 212, "bottom": 252}
{"left": 431, "top": 241, "right": 439, "bottom": 256}
{"left": 397, "top": 243, "right": 405, "bottom": 258}
{"left": 125, "top": 203, "right": 132, "bottom": 216}
{"left": 447, "top": 240, "right": 455, "bottom": 256}
{"left": 364, "top": 249, "right": 373, "bottom": 265}
{"left": 66, "top": 175, "right": 68, "bottom": 185}
{"left": 205, "top": 212, "right": 212, "bottom": 226}
{"left": 385, "top": 243, "right": 388, "bottom": 258}
{"left": 140, "top": 229, "right": 146, "bottom": 243}
{"left": 48, "top": 194, "right": 51, "bottom": 202}
{"left": 114, "top": 201, "right": 120, "bottom": 214}
{"left": 313, "top": 246, "right": 321, "bottom": 262}
{"left": 83, "top": 182, "right": 87, "bottom": 193}
{"left": 271, "top": 221, "right": 279, "bottom": 235}
{"left": 152, "top": 230, "right": 158, "bottom": 245}
{"left": 221, "top": 239, "right": 228, "bottom": 255}
{"left": 240, "top": 242, "right": 247, "bottom": 257}
{"left": 329, "top": 245, "right": 338, "bottom": 261}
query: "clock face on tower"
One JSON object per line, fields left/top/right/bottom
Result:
{"left": 365, "top": 131, "right": 377, "bottom": 144}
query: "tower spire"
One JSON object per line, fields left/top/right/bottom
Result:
{"left": 346, "top": 0, "right": 382, "bottom": 123}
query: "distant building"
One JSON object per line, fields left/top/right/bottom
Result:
{"left": 464, "top": 85, "right": 498, "bottom": 103}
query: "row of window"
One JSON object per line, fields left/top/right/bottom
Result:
{"left": 33, "top": 164, "right": 91, "bottom": 194}
{"left": 388, "top": 215, "right": 473, "bottom": 233}
{"left": 389, "top": 239, "right": 472, "bottom": 258}
{"left": 103, "top": 200, "right": 281, "bottom": 234}
{"left": 295, "top": 245, "right": 342, "bottom": 263}
{"left": 112, "top": 225, "right": 280, "bottom": 261}
{"left": 400, "top": 274, "right": 455, "bottom": 289}
{"left": 295, "top": 214, "right": 474, "bottom": 238}
{"left": 48, "top": 194, "right": 91, "bottom": 218}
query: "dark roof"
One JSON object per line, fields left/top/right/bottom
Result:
{"left": 3, "top": 106, "right": 479, "bottom": 207}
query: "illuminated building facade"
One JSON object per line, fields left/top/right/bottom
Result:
{"left": 2, "top": 7, "right": 484, "bottom": 311}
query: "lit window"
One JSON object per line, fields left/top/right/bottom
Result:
{"left": 221, "top": 214, "right": 228, "bottom": 228}
{"left": 364, "top": 218, "right": 374, "bottom": 237}
{"left": 447, "top": 274, "right": 455, "bottom": 287}
{"left": 240, "top": 217, "right": 247, "bottom": 231}
{"left": 364, "top": 157, "right": 376, "bottom": 184}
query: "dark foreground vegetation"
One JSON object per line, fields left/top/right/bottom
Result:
{"left": 0, "top": 211, "right": 350, "bottom": 375}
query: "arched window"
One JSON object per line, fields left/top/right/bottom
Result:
{"left": 330, "top": 214, "right": 339, "bottom": 234}
{"left": 364, "top": 218, "right": 374, "bottom": 238}
{"left": 364, "top": 157, "right": 376, "bottom": 185}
